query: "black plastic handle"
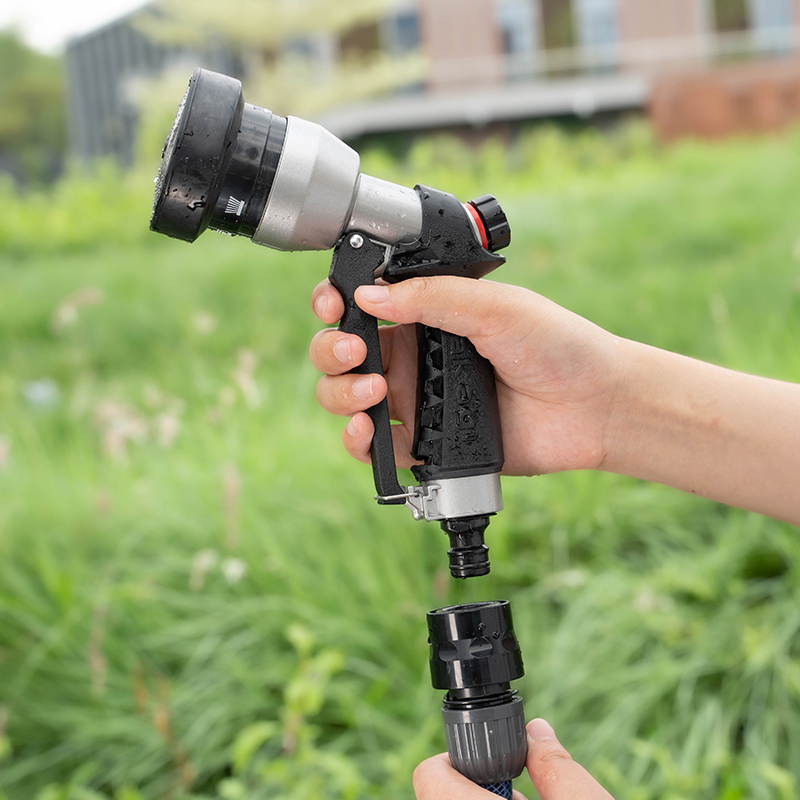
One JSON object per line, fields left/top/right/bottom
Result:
{"left": 411, "top": 325, "right": 503, "bottom": 484}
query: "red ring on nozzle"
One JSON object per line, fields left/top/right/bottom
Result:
{"left": 464, "top": 202, "right": 489, "bottom": 250}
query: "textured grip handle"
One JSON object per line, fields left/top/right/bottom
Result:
{"left": 411, "top": 325, "right": 503, "bottom": 484}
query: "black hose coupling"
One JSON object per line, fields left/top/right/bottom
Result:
{"left": 441, "top": 516, "right": 491, "bottom": 579}
{"left": 427, "top": 601, "right": 528, "bottom": 792}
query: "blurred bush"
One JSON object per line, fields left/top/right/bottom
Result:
{"left": 0, "top": 31, "right": 66, "bottom": 184}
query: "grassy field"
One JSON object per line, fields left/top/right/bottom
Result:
{"left": 2, "top": 123, "right": 800, "bottom": 800}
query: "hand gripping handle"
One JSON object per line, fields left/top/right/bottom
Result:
{"left": 328, "top": 185, "right": 508, "bottom": 521}
{"left": 328, "top": 231, "right": 504, "bottom": 511}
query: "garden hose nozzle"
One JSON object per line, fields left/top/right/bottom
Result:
{"left": 150, "top": 68, "right": 511, "bottom": 578}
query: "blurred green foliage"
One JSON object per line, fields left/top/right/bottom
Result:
{"left": 0, "top": 30, "right": 66, "bottom": 183}
{"left": 1, "top": 123, "right": 800, "bottom": 800}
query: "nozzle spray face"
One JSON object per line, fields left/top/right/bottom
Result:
{"left": 427, "top": 601, "right": 527, "bottom": 789}
{"left": 149, "top": 68, "right": 287, "bottom": 243}
{"left": 150, "top": 68, "right": 422, "bottom": 251}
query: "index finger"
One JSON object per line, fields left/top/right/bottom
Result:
{"left": 311, "top": 279, "right": 346, "bottom": 325}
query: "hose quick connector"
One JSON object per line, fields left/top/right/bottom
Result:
{"left": 427, "top": 601, "right": 527, "bottom": 788}
{"left": 441, "top": 516, "right": 491, "bottom": 579}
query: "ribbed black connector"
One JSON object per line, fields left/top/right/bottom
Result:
{"left": 427, "top": 602, "right": 528, "bottom": 790}
{"left": 441, "top": 516, "right": 491, "bottom": 578}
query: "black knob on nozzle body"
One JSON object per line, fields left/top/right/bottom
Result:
{"left": 427, "top": 601, "right": 528, "bottom": 795}
{"left": 469, "top": 194, "right": 511, "bottom": 252}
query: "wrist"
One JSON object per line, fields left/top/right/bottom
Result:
{"left": 598, "top": 339, "right": 800, "bottom": 523}
{"left": 600, "top": 338, "right": 694, "bottom": 482}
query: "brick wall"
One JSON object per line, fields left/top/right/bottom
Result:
{"left": 650, "top": 60, "right": 800, "bottom": 141}
{"left": 617, "top": 0, "right": 707, "bottom": 72}
{"left": 417, "top": 0, "right": 504, "bottom": 92}
{"left": 618, "top": 0, "right": 703, "bottom": 41}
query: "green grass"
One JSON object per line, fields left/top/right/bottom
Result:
{"left": 2, "top": 123, "right": 800, "bottom": 800}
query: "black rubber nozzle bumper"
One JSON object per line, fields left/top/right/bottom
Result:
{"left": 150, "top": 67, "right": 286, "bottom": 243}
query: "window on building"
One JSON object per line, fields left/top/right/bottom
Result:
{"left": 713, "top": 0, "right": 750, "bottom": 32}
{"left": 284, "top": 33, "right": 336, "bottom": 81}
{"left": 380, "top": 9, "right": 421, "bottom": 93}
{"left": 750, "top": 0, "right": 792, "bottom": 30}
{"left": 574, "top": 0, "right": 617, "bottom": 49}
{"left": 383, "top": 10, "right": 420, "bottom": 55}
{"left": 497, "top": 0, "right": 538, "bottom": 56}
{"left": 574, "top": 0, "right": 617, "bottom": 71}
{"left": 340, "top": 22, "right": 381, "bottom": 60}
{"left": 496, "top": 0, "right": 539, "bottom": 80}
{"left": 285, "top": 38, "right": 316, "bottom": 61}
{"left": 750, "top": 0, "right": 792, "bottom": 51}
{"left": 540, "top": 0, "right": 576, "bottom": 49}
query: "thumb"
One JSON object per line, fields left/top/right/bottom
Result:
{"left": 354, "top": 276, "right": 531, "bottom": 340}
{"left": 525, "top": 719, "right": 614, "bottom": 800}
{"left": 412, "top": 753, "right": 504, "bottom": 799}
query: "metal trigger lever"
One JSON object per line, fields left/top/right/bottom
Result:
{"left": 372, "top": 242, "right": 396, "bottom": 281}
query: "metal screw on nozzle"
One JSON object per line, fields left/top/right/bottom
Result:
{"left": 349, "top": 234, "right": 364, "bottom": 249}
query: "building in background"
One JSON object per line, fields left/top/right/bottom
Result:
{"left": 66, "top": 0, "right": 800, "bottom": 164}
{"left": 64, "top": 16, "right": 238, "bottom": 165}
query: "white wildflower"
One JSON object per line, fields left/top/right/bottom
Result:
{"left": 51, "top": 287, "right": 105, "bottom": 335}
{"left": 190, "top": 549, "right": 219, "bottom": 591}
{"left": 155, "top": 411, "right": 182, "bottom": 448}
{"left": 233, "top": 348, "right": 261, "bottom": 409}
{"left": 193, "top": 311, "right": 217, "bottom": 334}
{"left": 93, "top": 399, "right": 147, "bottom": 460}
{"left": 634, "top": 589, "right": 674, "bottom": 614}
{"left": 221, "top": 558, "right": 247, "bottom": 585}
{"left": 542, "top": 569, "right": 589, "bottom": 593}
{"left": 23, "top": 378, "right": 60, "bottom": 409}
